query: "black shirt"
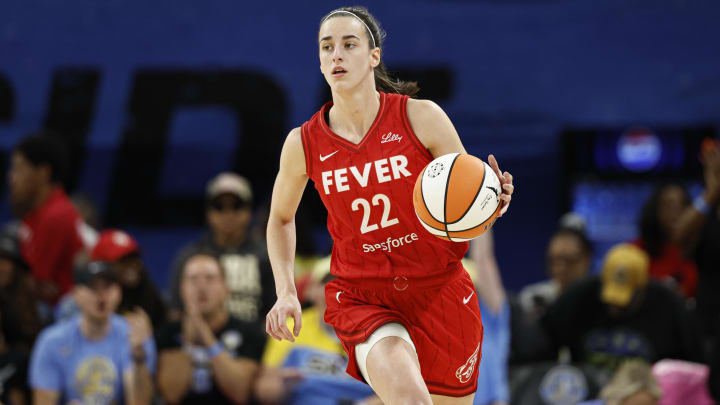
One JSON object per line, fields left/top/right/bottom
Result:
{"left": 542, "top": 277, "right": 702, "bottom": 371}
{"left": 169, "top": 234, "right": 276, "bottom": 327}
{"left": 156, "top": 315, "right": 267, "bottom": 405}
{"left": 694, "top": 206, "right": 720, "bottom": 330}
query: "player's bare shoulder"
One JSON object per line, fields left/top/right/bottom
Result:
{"left": 279, "top": 127, "right": 307, "bottom": 178}
{"left": 406, "top": 98, "right": 465, "bottom": 156}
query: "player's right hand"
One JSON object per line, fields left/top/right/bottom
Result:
{"left": 266, "top": 293, "right": 302, "bottom": 342}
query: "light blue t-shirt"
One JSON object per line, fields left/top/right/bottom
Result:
{"left": 474, "top": 300, "right": 510, "bottom": 405}
{"left": 29, "top": 314, "right": 156, "bottom": 405}
{"left": 282, "top": 345, "right": 376, "bottom": 405}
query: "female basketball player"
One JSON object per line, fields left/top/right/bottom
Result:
{"left": 265, "top": 6, "right": 514, "bottom": 405}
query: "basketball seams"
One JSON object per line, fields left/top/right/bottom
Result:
{"left": 414, "top": 154, "right": 500, "bottom": 241}
{"left": 419, "top": 165, "right": 436, "bottom": 222}
{"left": 446, "top": 157, "right": 486, "bottom": 225}
{"left": 446, "top": 162, "right": 501, "bottom": 231}
{"left": 420, "top": 153, "right": 455, "bottom": 224}
{"left": 442, "top": 154, "right": 461, "bottom": 240}
{"left": 416, "top": 166, "right": 446, "bottom": 228}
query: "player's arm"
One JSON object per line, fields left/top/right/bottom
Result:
{"left": 406, "top": 98, "right": 467, "bottom": 157}
{"left": 266, "top": 127, "right": 309, "bottom": 342}
{"left": 407, "top": 98, "right": 514, "bottom": 216}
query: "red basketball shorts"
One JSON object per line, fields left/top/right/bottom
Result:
{"left": 323, "top": 265, "right": 483, "bottom": 397}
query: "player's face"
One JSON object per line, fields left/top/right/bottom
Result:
{"left": 181, "top": 255, "right": 228, "bottom": 316}
{"left": 547, "top": 235, "right": 589, "bottom": 290}
{"left": 318, "top": 16, "right": 380, "bottom": 92}
{"left": 76, "top": 278, "right": 121, "bottom": 322}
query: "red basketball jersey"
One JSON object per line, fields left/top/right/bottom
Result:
{"left": 301, "top": 92, "right": 468, "bottom": 281}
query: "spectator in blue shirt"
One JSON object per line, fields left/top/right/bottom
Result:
{"left": 29, "top": 261, "right": 155, "bottom": 405}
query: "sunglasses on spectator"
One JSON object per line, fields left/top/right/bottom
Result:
{"left": 208, "top": 200, "right": 249, "bottom": 212}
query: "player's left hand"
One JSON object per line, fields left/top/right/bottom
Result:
{"left": 488, "top": 154, "right": 513, "bottom": 217}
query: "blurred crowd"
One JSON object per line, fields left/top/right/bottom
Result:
{"left": 1, "top": 131, "right": 719, "bottom": 405}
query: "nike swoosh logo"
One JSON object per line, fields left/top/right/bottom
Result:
{"left": 320, "top": 150, "right": 339, "bottom": 162}
{"left": 463, "top": 291, "right": 474, "bottom": 305}
{"left": 336, "top": 291, "right": 343, "bottom": 303}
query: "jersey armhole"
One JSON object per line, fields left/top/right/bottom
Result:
{"left": 400, "top": 95, "right": 434, "bottom": 161}
{"left": 300, "top": 123, "right": 314, "bottom": 179}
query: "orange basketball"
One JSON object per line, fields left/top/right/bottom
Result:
{"left": 413, "top": 153, "right": 502, "bottom": 241}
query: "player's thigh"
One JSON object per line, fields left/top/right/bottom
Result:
{"left": 365, "top": 336, "right": 432, "bottom": 404}
{"left": 430, "top": 393, "right": 475, "bottom": 405}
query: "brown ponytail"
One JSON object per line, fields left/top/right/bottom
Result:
{"left": 375, "top": 61, "right": 420, "bottom": 97}
{"left": 320, "top": 6, "right": 420, "bottom": 97}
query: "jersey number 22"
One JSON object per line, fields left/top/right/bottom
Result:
{"left": 351, "top": 193, "right": 399, "bottom": 234}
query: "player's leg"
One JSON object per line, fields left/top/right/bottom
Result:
{"left": 356, "top": 323, "right": 432, "bottom": 405}
{"left": 430, "top": 393, "right": 475, "bottom": 405}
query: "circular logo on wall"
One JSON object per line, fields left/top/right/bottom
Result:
{"left": 617, "top": 127, "right": 662, "bottom": 172}
{"left": 538, "top": 364, "right": 588, "bottom": 405}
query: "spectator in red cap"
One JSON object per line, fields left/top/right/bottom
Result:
{"left": 92, "top": 229, "right": 167, "bottom": 329}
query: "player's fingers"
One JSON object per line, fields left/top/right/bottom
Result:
{"left": 269, "top": 311, "right": 284, "bottom": 341}
{"left": 277, "top": 311, "right": 295, "bottom": 342}
{"left": 271, "top": 318, "right": 285, "bottom": 342}
{"left": 266, "top": 313, "right": 281, "bottom": 341}
{"left": 292, "top": 309, "right": 302, "bottom": 337}
{"left": 503, "top": 183, "right": 514, "bottom": 195}
{"left": 488, "top": 154, "right": 502, "bottom": 180}
{"left": 500, "top": 199, "right": 511, "bottom": 216}
{"left": 504, "top": 171, "right": 513, "bottom": 185}
{"left": 265, "top": 314, "right": 273, "bottom": 338}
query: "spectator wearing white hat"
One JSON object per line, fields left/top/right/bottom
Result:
{"left": 169, "top": 173, "right": 275, "bottom": 328}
